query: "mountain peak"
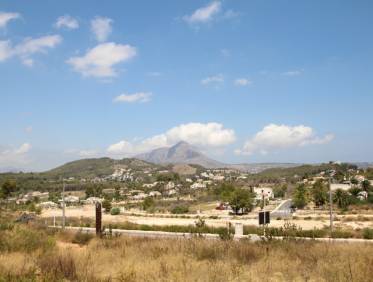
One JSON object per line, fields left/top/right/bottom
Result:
{"left": 172, "top": 141, "right": 190, "bottom": 147}
{"left": 136, "top": 141, "right": 224, "bottom": 168}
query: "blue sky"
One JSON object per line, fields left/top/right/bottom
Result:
{"left": 0, "top": 0, "right": 373, "bottom": 171}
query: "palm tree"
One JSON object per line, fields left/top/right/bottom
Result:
{"left": 361, "top": 180, "right": 371, "bottom": 193}
{"left": 333, "top": 189, "right": 350, "bottom": 209}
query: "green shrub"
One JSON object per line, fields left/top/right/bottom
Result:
{"left": 171, "top": 205, "right": 189, "bottom": 214}
{"left": 110, "top": 207, "right": 120, "bottom": 215}
{"left": 218, "top": 228, "right": 233, "bottom": 240}
{"left": 0, "top": 226, "right": 55, "bottom": 253}
{"left": 71, "top": 231, "right": 94, "bottom": 245}
{"left": 362, "top": 228, "right": 373, "bottom": 239}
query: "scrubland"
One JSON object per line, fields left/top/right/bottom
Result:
{"left": 0, "top": 221, "right": 373, "bottom": 281}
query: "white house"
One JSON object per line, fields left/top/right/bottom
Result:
{"left": 253, "top": 187, "right": 274, "bottom": 200}
{"left": 330, "top": 183, "right": 351, "bottom": 191}
{"left": 190, "top": 182, "right": 206, "bottom": 189}
{"left": 84, "top": 197, "right": 103, "bottom": 204}
{"left": 149, "top": 191, "right": 162, "bottom": 197}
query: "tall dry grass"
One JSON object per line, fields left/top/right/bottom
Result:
{"left": 1, "top": 229, "right": 373, "bottom": 281}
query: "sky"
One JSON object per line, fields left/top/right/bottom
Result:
{"left": 0, "top": 0, "right": 373, "bottom": 171}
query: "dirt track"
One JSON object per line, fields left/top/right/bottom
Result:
{"left": 41, "top": 205, "right": 373, "bottom": 230}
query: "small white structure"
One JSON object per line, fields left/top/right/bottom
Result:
{"left": 38, "top": 201, "right": 58, "bottom": 209}
{"left": 167, "top": 189, "right": 177, "bottom": 196}
{"left": 143, "top": 182, "right": 158, "bottom": 188}
{"left": 330, "top": 183, "right": 351, "bottom": 191}
{"left": 190, "top": 182, "right": 206, "bottom": 189}
{"left": 165, "top": 181, "right": 175, "bottom": 190}
{"left": 84, "top": 197, "right": 103, "bottom": 204}
{"left": 132, "top": 193, "right": 148, "bottom": 200}
{"left": 253, "top": 187, "right": 273, "bottom": 200}
{"left": 59, "top": 195, "right": 79, "bottom": 204}
{"left": 149, "top": 191, "right": 162, "bottom": 197}
{"left": 234, "top": 223, "right": 243, "bottom": 239}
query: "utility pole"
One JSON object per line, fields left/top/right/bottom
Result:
{"left": 329, "top": 175, "right": 333, "bottom": 235}
{"left": 62, "top": 179, "right": 66, "bottom": 230}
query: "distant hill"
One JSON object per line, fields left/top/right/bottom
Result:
{"left": 136, "top": 141, "right": 225, "bottom": 168}
{"left": 44, "top": 157, "right": 156, "bottom": 179}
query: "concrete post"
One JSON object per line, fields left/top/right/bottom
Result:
{"left": 234, "top": 223, "right": 243, "bottom": 239}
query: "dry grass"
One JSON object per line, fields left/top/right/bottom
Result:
{"left": 0, "top": 229, "right": 373, "bottom": 281}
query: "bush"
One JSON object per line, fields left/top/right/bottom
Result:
{"left": 71, "top": 231, "right": 94, "bottom": 245}
{"left": 0, "top": 226, "right": 55, "bottom": 253}
{"left": 171, "top": 205, "right": 189, "bottom": 214}
{"left": 102, "top": 200, "right": 112, "bottom": 213}
{"left": 363, "top": 228, "right": 373, "bottom": 239}
{"left": 38, "top": 251, "right": 77, "bottom": 281}
{"left": 110, "top": 207, "right": 120, "bottom": 215}
{"left": 218, "top": 228, "right": 233, "bottom": 240}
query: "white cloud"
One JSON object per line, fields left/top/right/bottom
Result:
{"left": 114, "top": 92, "right": 152, "bottom": 103}
{"left": 0, "top": 40, "right": 12, "bottom": 61}
{"left": 55, "top": 15, "right": 79, "bottom": 29}
{"left": 282, "top": 69, "right": 303, "bottom": 76}
{"left": 201, "top": 74, "right": 224, "bottom": 85}
{"left": 0, "top": 143, "right": 32, "bottom": 167}
{"left": 14, "top": 143, "right": 32, "bottom": 154}
{"left": 66, "top": 42, "right": 137, "bottom": 78}
{"left": 107, "top": 122, "right": 236, "bottom": 156}
{"left": 236, "top": 124, "right": 334, "bottom": 155}
{"left": 0, "top": 12, "right": 20, "bottom": 28}
{"left": 91, "top": 16, "right": 113, "bottom": 42}
{"left": 0, "top": 35, "right": 62, "bottom": 64}
{"left": 234, "top": 78, "right": 252, "bottom": 86}
{"left": 183, "top": 1, "right": 221, "bottom": 24}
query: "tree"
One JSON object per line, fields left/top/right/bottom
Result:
{"left": 1, "top": 180, "right": 16, "bottom": 199}
{"left": 349, "top": 187, "right": 362, "bottom": 198}
{"left": 142, "top": 197, "right": 155, "bottom": 211}
{"left": 334, "top": 189, "right": 350, "bottom": 209}
{"left": 215, "top": 183, "right": 236, "bottom": 202}
{"left": 361, "top": 180, "right": 371, "bottom": 193}
{"left": 229, "top": 188, "right": 254, "bottom": 215}
{"left": 273, "top": 184, "right": 287, "bottom": 198}
{"left": 351, "top": 178, "right": 359, "bottom": 185}
{"left": 311, "top": 180, "right": 328, "bottom": 207}
{"left": 85, "top": 184, "right": 103, "bottom": 198}
{"left": 102, "top": 199, "right": 112, "bottom": 212}
{"left": 292, "top": 184, "right": 309, "bottom": 209}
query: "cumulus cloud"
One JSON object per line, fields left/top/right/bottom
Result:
{"left": 0, "top": 12, "right": 20, "bottom": 28}
{"left": 66, "top": 42, "right": 137, "bottom": 78}
{"left": 236, "top": 124, "right": 334, "bottom": 155}
{"left": 0, "top": 143, "right": 32, "bottom": 167}
{"left": 201, "top": 74, "right": 224, "bottom": 85}
{"left": 183, "top": 1, "right": 221, "bottom": 24}
{"left": 55, "top": 15, "right": 79, "bottom": 29}
{"left": 91, "top": 16, "right": 113, "bottom": 42}
{"left": 107, "top": 122, "right": 236, "bottom": 156}
{"left": 114, "top": 92, "right": 152, "bottom": 103}
{"left": 0, "top": 35, "right": 62, "bottom": 65}
{"left": 234, "top": 78, "right": 252, "bottom": 86}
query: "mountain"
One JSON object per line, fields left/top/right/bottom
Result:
{"left": 136, "top": 141, "right": 225, "bottom": 168}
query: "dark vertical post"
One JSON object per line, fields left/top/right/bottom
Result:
{"left": 95, "top": 202, "right": 102, "bottom": 236}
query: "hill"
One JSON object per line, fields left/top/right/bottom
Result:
{"left": 136, "top": 141, "right": 225, "bottom": 168}
{"left": 45, "top": 157, "right": 155, "bottom": 179}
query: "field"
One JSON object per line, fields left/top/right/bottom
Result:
{"left": 41, "top": 204, "right": 373, "bottom": 232}
{"left": 0, "top": 221, "right": 373, "bottom": 281}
